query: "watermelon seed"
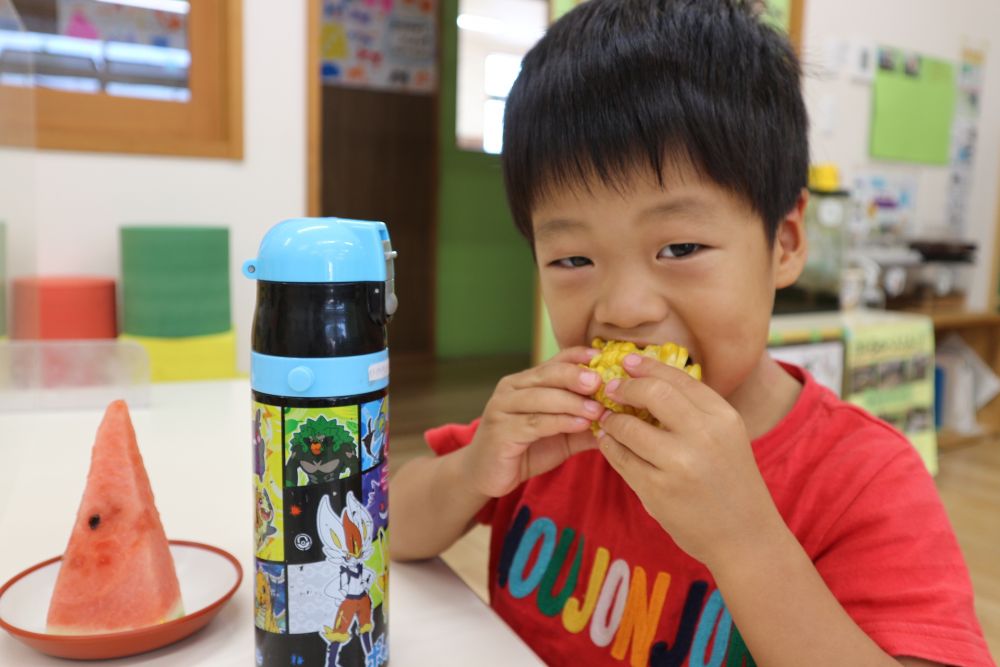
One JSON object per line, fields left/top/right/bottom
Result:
{"left": 88, "top": 514, "right": 101, "bottom": 530}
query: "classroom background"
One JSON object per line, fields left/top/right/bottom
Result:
{"left": 0, "top": 0, "right": 998, "bottom": 662}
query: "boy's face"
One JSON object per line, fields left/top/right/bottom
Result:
{"left": 532, "top": 164, "right": 805, "bottom": 400}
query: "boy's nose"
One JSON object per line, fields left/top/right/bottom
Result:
{"left": 593, "top": 275, "right": 670, "bottom": 332}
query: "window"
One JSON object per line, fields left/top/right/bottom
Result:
{"left": 0, "top": 0, "right": 242, "bottom": 157}
{"left": 455, "top": 0, "right": 546, "bottom": 154}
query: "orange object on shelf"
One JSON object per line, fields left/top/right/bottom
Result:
{"left": 12, "top": 277, "right": 118, "bottom": 340}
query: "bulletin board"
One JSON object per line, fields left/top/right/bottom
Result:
{"left": 320, "top": 0, "right": 437, "bottom": 94}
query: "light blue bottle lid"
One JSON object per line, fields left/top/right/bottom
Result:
{"left": 243, "top": 218, "right": 389, "bottom": 283}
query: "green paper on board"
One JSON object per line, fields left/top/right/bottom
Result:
{"left": 870, "top": 50, "right": 956, "bottom": 165}
{"left": 761, "top": 0, "right": 791, "bottom": 32}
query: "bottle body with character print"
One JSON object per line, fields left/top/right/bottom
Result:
{"left": 245, "top": 218, "right": 396, "bottom": 667}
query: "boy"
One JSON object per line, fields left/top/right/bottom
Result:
{"left": 390, "top": 1, "right": 994, "bottom": 665}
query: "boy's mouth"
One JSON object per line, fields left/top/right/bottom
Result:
{"left": 585, "top": 338, "right": 703, "bottom": 432}
{"left": 593, "top": 337, "right": 699, "bottom": 368}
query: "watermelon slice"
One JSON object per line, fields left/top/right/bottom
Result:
{"left": 46, "top": 400, "right": 184, "bottom": 634}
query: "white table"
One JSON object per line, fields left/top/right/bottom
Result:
{"left": 0, "top": 380, "right": 542, "bottom": 666}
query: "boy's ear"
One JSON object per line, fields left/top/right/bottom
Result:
{"left": 772, "top": 188, "right": 809, "bottom": 289}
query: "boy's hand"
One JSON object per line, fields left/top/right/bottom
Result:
{"left": 597, "top": 354, "right": 784, "bottom": 570}
{"left": 462, "top": 347, "right": 605, "bottom": 498}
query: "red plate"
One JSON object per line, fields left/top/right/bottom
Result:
{"left": 0, "top": 540, "right": 242, "bottom": 660}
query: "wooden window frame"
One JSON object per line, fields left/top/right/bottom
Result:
{"left": 307, "top": 0, "right": 320, "bottom": 215}
{"left": 0, "top": 0, "right": 243, "bottom": 158}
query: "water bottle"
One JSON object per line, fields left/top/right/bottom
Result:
{"left": 245, "top": 218, "right": 397, "bottom": 667}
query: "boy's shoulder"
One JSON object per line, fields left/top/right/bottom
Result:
{"left": 761, "top": 363, "right": 931, "bottom": 493}
{"left": 763, "top": 365, "right": 947, "bottom": 568}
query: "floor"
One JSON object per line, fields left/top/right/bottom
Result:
{"left": 390, "top": 354, "right": 1000, "bottom": 659}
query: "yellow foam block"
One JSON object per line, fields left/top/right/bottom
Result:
{"left": 121, "top": 330, "right": 238, "bottom": 382}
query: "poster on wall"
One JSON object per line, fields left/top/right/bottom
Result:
{"left": 56, "top": 0, "right": 187, "bottom": 48}
{"left": 850, "top": 170, "right": 919, "bottom": 244}
{"left": 321, "top": 0, "right": 437, "bottom": 94}
{"left": 945, "top": 47, "right": 986, "bottom": 238}
{"left": 844, "top": 317, "right": 938, "bottom": 475}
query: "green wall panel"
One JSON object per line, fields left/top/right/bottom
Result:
{"left": 436, "top": 0, "right": 535, "bottom": 358}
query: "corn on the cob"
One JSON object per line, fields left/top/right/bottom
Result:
{"left": 584, "top": 337, "right": 702, "bottom": 432}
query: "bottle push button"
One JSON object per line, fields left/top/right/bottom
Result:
{"left": 287, "top": 366, "right": 315, "bottom": 392}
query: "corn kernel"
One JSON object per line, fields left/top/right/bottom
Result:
{"left": 584, "top": 338, "right": 701, "bottom": 432}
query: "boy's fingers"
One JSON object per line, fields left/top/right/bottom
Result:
{"left": 605, "top": 376, "right": 700, "bottom": 431}
{"left": 509, "top": 413, "right": 592, "bottom": 443}
{"left": 565, "top": 430, "right": 600, "bottom": 456}
{"left": 499, "top": 387, "right": 604, "bottom": 421}
{"left": 600, "top": 412, "right": 674, "bottom": 466}
{"left": 505, "top": 361, "right": 601, "bottom": 396}
{"left": 550, "top": 345, "right": 601, "bottom": 365}
{"left": 524, "top": 431, "right": 599, "bottom": 477}
{"left": 621, "top": 354, "right": 718, "bottom": 412}
{"left": 598, "top": 432, "right": 653, "bottom": 490}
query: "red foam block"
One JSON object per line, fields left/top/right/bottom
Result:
{"left": 12, "top": 276, "right": 118, "bottom": 340}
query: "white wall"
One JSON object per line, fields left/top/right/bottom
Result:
{"left": 0, "top": 148, "right": 37, "bottom": 284}
{"left": 801, "top": 0, "right": 1000, "bottom": 309}
{"left": 9, "top": 0, "right": 307, "bottom": 371}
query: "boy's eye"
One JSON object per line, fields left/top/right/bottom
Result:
{"left": 658, "top": 243, "right": 702, "bottom": 259}
{"left": 552, "top": 256, "right": 593, "bottom": 268}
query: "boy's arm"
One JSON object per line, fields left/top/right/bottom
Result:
{"left": 711, "top": 521, "right": 942, "bottom": 667}
{"left": 391, "top": 346, "right": 603, "bottom": 562}
{"left": 598, "top": 355, "right": 960, "bottom": 666}
{"left": 389, "top": 448, "right": 490, "bottom": 561}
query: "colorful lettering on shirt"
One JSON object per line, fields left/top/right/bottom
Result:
{"left": 497, "top": 505, "right": 532, "bottom": 589}
{"left": 649, "top": 580, "right": 708, "bottom": 667}
{"left": 562, "top": 545, "right": 611, "bottom": 633}
{"left": 611, "top": 566, "right": 672, "bottom": 667}
{"left": 724, "top": 626, "right": 757, "bottom": 667}
{"left": 689, "top": 589, "right": 733, "bottom": 667}
{"left": 537, "top": 527, "right": 584, "bottom": 616}
{"left": 499, "top": 507, "right": 754, "bottom": 667}
{"left": 591, "top": 558, "right": 631, "bottom": 647}
{"left": 508, "top": 516, "right": 557, "bottom": 599}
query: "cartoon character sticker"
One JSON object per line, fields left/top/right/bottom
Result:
{"left": 286, "top": 488, "right": 387, "bottom": 664}
{"left": 255, "top": 561, "right": 288, "bottom": 634}
{"left": 363, "top": 463, "right": 389, "bottom": 626}
{"left": 360, "top": 397, "right": 388, "bottom": 471}
{"left": 254, "top": 403, "right": 284, "bottom": 560}
{"left": 284, "top": 407, "right": 360, "bottom": 486}
{"left": 363, "top": 462, "right": 388, "bottom": 536}
{"left": 285, "top": 478, "right": 358, "bottom": 566}
{"left": 318, "top": 491, "right": 383, "bottom": 666}
{"left": 256, "top": 486, "right": 279, "bottom": 555}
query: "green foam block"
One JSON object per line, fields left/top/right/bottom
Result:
{"left": 120, "top": 226, "right": 230, "bottom": 338}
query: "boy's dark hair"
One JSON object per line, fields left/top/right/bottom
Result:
{"left": 502, "top": 0, "right": 809, "bottom": 245}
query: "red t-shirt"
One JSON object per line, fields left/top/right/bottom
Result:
{"left": 425, "top": 364, "right": 994, "bottom": 667}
